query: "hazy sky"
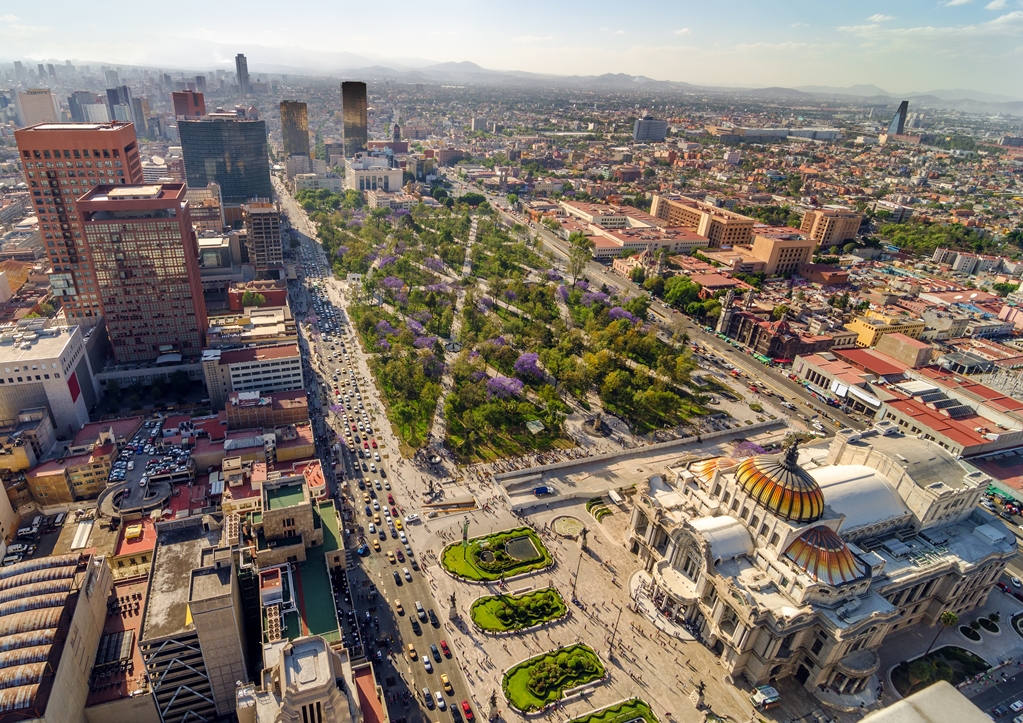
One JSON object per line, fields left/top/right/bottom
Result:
{"left": 2, "top": 1, "right": 1022, "bottom": 97}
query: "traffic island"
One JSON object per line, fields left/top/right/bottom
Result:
{"left": 441, "top": 526, "right": 553, "bottom": 582}
{"left": 502, "top": 643, "right": 606, "bottom": 712}
{"left": 470, "top": 587, "right": 567, "bottom": 633}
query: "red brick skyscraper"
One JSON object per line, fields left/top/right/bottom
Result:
{"left": 13, "top": 121, "right": 143, "bottom": 325}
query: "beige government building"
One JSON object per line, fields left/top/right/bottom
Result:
{"left": 628, "top": 429, "right": 1014, "bottom": 706}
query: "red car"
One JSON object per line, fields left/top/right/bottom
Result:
{"left": 461, "top": 701, "right": 473, "bottom": 720}
{"left": 387, "top": 494, "right": 395, "bottom": 505}
{"left": 391, "top": 506, "right": 398, "bottom": 516}
{"left": 998, "top": 581, "right": 1010, "bottom": 592}
{"left": 395, "top": 548, "right": 405, "bottom": 562}
{"left": 363, "top": 442, "right": 369, "bottom": 449}
{"left": 439, "top": 640, "right": 450, "bottom": 657}
{"left": 351, "top": 424, "right": 357, "bottom": 431}
{"left": 371, "top": 439, "right": 378, "bottom": 448}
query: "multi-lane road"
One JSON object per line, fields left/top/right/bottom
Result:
{"left": 281, "top": 180, "right": 477, "bottom": 723}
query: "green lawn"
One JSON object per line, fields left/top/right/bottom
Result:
{"left": 502, "top": 644, "right": 605, "bottom": 711}
{"left": 568, "top": 699, "right": 659, "bottom": 723}
{"left": 470, "top": 587, "right": 566, "bottom": 632}
{"left": 441, "top": 527, "right": 553, "bottom": 582}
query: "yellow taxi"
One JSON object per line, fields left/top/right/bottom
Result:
{"left": 407, "top": 643, "right": 417, "bottom": 659}
{"left": 440, "top": 673, "right": 453, "bottom": 695}
{"left": 386, "top": 551, "right": 396, "bottom": 564}
{"left": 371, "top": 539, "right": 380, "bottom": 551}
{"left": 394, "top": 599, "right": 404, "bottom": 615}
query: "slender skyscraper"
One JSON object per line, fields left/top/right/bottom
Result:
{"left": 341, "top": 81, "right": 368, "bottom": 157}
{"left": 235, "top": 54, "right": 250, "bottom": 94}
{"left": 279, "top": 100, "right": 310, "bottom": 158}
{"left": 887, "top": 101, "right": 909, "bottom": 136}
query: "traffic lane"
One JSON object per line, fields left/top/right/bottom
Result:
{"left": 969, "top": 671, "right": 1023, "bottom": 717}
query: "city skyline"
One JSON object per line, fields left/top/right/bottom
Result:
{"left": 2, "top": 2, "right": 1023, "bottom": 98}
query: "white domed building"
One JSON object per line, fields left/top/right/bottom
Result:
{"left": 628, "top": 430, "right": 1015, "bottom": 706}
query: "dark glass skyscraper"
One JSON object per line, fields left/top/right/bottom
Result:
{"left": 236, "top": 53, "right": 250, "bottom": 94}
{"left": 179, "top": 114, "right": 272, "bottom": 203}
{"left": 341, "top": 81, "right": 367, "bottom": 157}
{"left": 887, "top": 101, "right": 909, "bottom": 136}
{"left": 279, "top": 100, "right": 310, "bottom": 158}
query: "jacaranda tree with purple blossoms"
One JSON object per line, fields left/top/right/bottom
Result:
{"left": 513, "top": 352, "right": 543, "bottom": 381}
{"left": 486, "top": 376, "right": 524, "bottom": 399}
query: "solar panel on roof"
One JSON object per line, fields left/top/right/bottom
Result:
{"left": 944, "top": 405, "right": 975, "bottom": 419}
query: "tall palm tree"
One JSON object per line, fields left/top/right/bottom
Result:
{"left": 924, "top": 610, "right": 959, "bottom": 655}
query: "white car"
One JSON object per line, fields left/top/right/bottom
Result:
{"left": 422, "top": 656, "right": 433, "bottom": 672}
{"left": 404, "top": 513, "right": 420, "bottom": 523}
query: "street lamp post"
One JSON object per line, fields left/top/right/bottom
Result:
{"left": 571, "top": 546, "right": 583, "bottom": 599}
{"left": 607, "top": 605, "right": 623, "bottom": 656}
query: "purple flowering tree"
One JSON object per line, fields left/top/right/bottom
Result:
{"left": 513, "top": 352, "right": 543, "bottom": 380}
{"left": 336, "top": 246, "right": 349, "bottom": 258}
{"left": 379, "top": 255, "right": 397, "bottom": 267}
{"left": 424, "top": 257, "right": 445, "bottom": 272}
{"left": 486, "top": 376, "right": 524, "bottom": 399}
{"left": 375, "top": 320, "right": 397, "bottom": 336}
{"left": 421, "top": 353, "right": 444, "bottom": 379}
{"left": 733, "top": 441, "right": 767, "bottom": 459}
{"left": 486, "top": 336, "right": 507, "bottom": 347}
{"left": 504, "top": 289, "right": 518, "bottom": 301}
{"left": 425, "top": 283, "right": 450, "bottom": 294}
{"left": 478, "top": 296, "right": 494, "bottom": 312}
{"left": 608, "top": 307, "right": 638, "bottom": 323}
{"left": 330, "top": 404, "right": 344, "bottom": 415}
{"left": 469, "top": 370, "right": 488, "bottom": 383}
{"left": 377, "top": 339, "right": 392, "bottom": 353}
{"left": 381, "top": 276, "right": 405, "bottom": 291}
{"left": 408, "top": 320, "right": 425, "bottom": 335}
{"left": 547, "top": 269, "right": 562, "bottom": 281}
{"left": 413, "top": 336, "right": 438, "bottom": 349}
{"left": 556, "top": 285, "right": 570, "bottom": 302}
{"left": 574, "top": 280, "right": 589, "bottom": 290}
{"left": 581, "top": 292, "right": 609, "bottom": 307}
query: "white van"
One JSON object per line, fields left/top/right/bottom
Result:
{"left": 2, "top": 555, "right": 22, "bottom": 566}
{"left": 53, "top": 512, "right": 66, "bottom": 527}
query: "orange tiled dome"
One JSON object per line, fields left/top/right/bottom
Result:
{"left": 735, "top": 445, "right": 825, "bottom": 524}
{"left": 785, "top": 526, "right": 867, "bottom": 586}
{"left": 690, "top": 457, "right": 738, "bottom": 483}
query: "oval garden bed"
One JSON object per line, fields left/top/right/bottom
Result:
{"left": 568, "top": 698, "right": 659, "bottom": 723}
{"left": 891, "top": 646, "right": 989, "bottom": 698}
{"left": 503, "top": 644, "right": 605, "bottom": 712}
{"left": 959, "top": 625, "right": 982, "bottom": 642}
{"left": 471, "top": 587, "right": 567, "bottom": 633}
{"left": 979, "top": 617, "right": 1000, "bottom": 634}
{"left": 442, "top": 526, "right": 553, "bottom": 582}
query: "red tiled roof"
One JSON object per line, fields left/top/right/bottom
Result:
{"left": 834, "top": 347, "right": 905, "bottom": 377}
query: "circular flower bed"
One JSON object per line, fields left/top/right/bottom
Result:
{"left": 979, "top": 617, "right": 1000, "bottom": 634}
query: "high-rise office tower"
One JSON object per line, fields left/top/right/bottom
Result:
{"left": 178, "top": 113, "right": 272, "bottom": 203}
{"left": 279, "top": 100, "right": 310, "bottom": 158}
{"left": 235, "top": 53, "right": 250, "bottom": 94}
{"left": 46, "top": 63, "right": 56, "bottom": 79}
{"left": 78, "top": 183, "right": 207, "bottom": 362}
{"left": 106, "top": 85, "right": 133, "bottom": 123}
{"left": 13, "top": 61, "right": 26, "bottom": 81}
{"left": 341, "top": 81, "right": 367, "bottom": 157}
{"left": 195, "top": 75, "right": 207, "bottom": 93}
{"left": 104, "top": 69, "right": 119, "bottom": 87}
{"left": 172, "top": 91, "right": 206, "bottom": 119}
{"left": 242, "top": 202, "right": 283, "bottom": 272}
{"left": 67, "top": 91, "right": 97, "bottom": 122}
{"left": 36, "top": 64, "right": 45, "bottom": 80}
{"left": 130, "top": 97, "right": 151, "bottom": 137}
{"left": 887, "top": 100, "right": 909, "bottom": 136}
{"left": 15, "top": 89, "right": 60, "bottom": 127}
{"left": 14, "top": 121, "right": 143, "bottom": 325}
